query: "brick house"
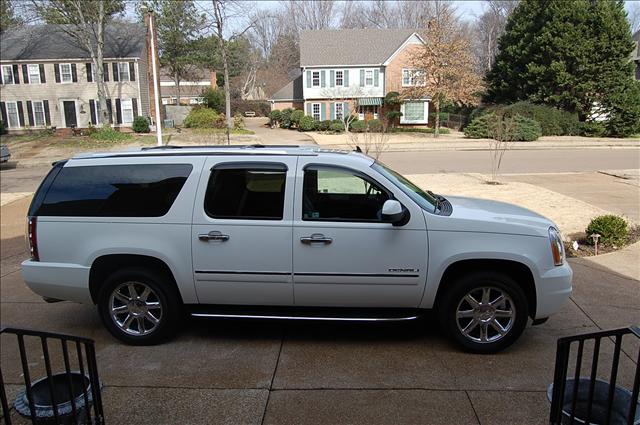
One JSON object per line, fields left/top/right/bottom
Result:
{"left": 161, "top": 67, "right": 217, "bottom": 105}
{"left": 270, "top": 29, "right": 430, "bottom": 126}
{"left": 0, "top": 21, "right": 160, "bottom": 133}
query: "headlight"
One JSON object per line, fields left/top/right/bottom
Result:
{"left": 549, "top": 227, "right": 564, "bottom": 266}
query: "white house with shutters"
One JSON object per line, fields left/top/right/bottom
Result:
{"left": 0, "top": 22, "right": 156, "bottom": 132}
{"left": 271, "top": 29, "right": 431, "bottom": 125}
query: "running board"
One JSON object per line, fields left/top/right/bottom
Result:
{"left": 190, "top": 312, "right": 419, "bottom": 322}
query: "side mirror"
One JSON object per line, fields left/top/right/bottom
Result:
{"left": 381, "top": 199, "right": 409, "bottom": 226}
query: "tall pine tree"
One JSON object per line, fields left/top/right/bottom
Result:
{"left": 485, "top": 0, "right": 640, "bottom": 136}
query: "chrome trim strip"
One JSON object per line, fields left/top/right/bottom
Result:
{"left": 190, "top": 313, "right": 420, "bottom": 322}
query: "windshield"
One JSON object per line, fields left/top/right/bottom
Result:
{"left": 371, "top": 161, "right": 438, "bottom": 213}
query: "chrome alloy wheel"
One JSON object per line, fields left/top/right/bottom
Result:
{"left": 455, "top": 287, "right": 516, "bottom": 344}
{"left": 109, "top": 281, "right": 163, "bottom": 336}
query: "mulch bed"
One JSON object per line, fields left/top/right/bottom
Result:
{"left": 564, "top": 226, "right": 640, "bottom": 258}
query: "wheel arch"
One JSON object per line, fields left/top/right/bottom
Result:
{"left": 433, "top": 258, "right": 537, "bottom": 319}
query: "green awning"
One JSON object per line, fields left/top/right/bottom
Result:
{"left": 358, "top": 97, "right": 383, "bottom": 106}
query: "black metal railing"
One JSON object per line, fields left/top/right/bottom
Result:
{"left": 0, "top": 327, "right": 104, "bottom": 424}
{"left": 549, "top": 325, "right": 640, "bottom": 425}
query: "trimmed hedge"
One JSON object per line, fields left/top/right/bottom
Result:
{"left": 290, "top": 110, "right": 304, "bottom": 128}
{"left": 465, "top": 113, "right": 542, "bottom": 141}
{"left": 298, "top": 115, "right": 315, "bottom": 131}
{"left": 279, "top": 108, "right": 293, "bottom": 129}
{"left": 350, "top": 120, "right": 367, "bottom": 132}
{"left": 184, "top": 107, "right": 225, "bottom": 129}
{"left": 586, "top": 215, "right": 628, "bottom": 246}
{"left": 132, "top": 116, "right": 150, "bottom": 133}
{"left": 464, "top": 114, "right": 492, "bottom": 138}
{"left": 469, "top": 102, "right": 579, "bottom": 136}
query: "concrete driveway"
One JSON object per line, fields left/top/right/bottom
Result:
{"left": 1, "top": 196, "right": 639, "bottom": 425}
{"left": 244, "top": 117, "right": 316, "bottom": 146}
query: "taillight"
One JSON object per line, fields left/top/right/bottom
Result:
{"left": 27, "top": 216, "right": 39, "bottom": 261}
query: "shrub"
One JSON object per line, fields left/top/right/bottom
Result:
{"left": 201, "top": 87, "right": 225, "bottom": 114}
{"left": 579, "top": 121, "right": 606, "bottom": 137}
{"left": 384, "top": 110, "right": 402, "bottom": 127}
{"left": 511, "top": 115, "right": 542, "bottom": 141}
{"left": 269, "top": 110, "right": 282, "bottom": 126}
{"left": 367, "top": 119, "right": 383, "bottom": 132}
{"left": 290, "top": 109, "right": 304, "bottom": 128}
{"left": 233, "top": 113, "right": 245, "bottom": 130}
{"left": 350, "top": 120, "right": 366, "bottom": 132}
{"left": 279, "top": 108, "right": 293, "bottom": 129}
{"left": 184, "top": 107, "right": 220, "bottom": 128}
{"left": 132, "top": 116, "right": 150, "bottom": 133}
{"left": 316, "top": 120, "right": 331, "bottom": 131}
{"left": 89, "top": 127, "right": 133, "bottom": 141}
{"left": 585, "top": 215, "right": 628, "bottom": 246}
{"left": 329, "top": 121, "right": 344, "bottom": 132}
{"left": 464, "top": 114, "right": 492, "bottom": 138}
{"left": 469, "top": 102, "right": 579, "bottom": 136}
{"left": 299, "top": 115, "right": 315, "bottom": 131}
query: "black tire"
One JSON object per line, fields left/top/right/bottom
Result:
{"left": 438, "top": 271, "right": 529, "bottom": 354}
{"left": 97, "top": 267, "right": 182, "bottom": 345}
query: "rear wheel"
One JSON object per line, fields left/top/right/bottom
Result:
{"left": 438, "top": 271, "right": 528, "bottom": 353}
{"left": 97, "top": 267, "right": 181, "bottom": 345}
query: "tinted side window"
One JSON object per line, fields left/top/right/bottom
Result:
{"left": 36, "top": 164, "right": 193, "bottom": 217}
{"left": 205, "top": 168, "right": 286, "bottom": 220}
{"left": 303, "top": 167, "right": 389, "bottom": 221}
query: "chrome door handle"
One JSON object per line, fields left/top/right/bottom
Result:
{"left": 300, "top": 233, "right": 333, "bottom": 245}
{"left": 198, "top": 231, "right": 230, "bottom": 242}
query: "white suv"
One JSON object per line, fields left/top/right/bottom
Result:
{"left": 22, "top": 145, "right": 572, "bottom": 353}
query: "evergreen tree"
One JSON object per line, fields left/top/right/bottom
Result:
{"left": 485, "top": 0, "right": 640, "bottom": 136}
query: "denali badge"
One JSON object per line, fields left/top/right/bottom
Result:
{"left": 388, "top": 268, "right": 419, "bottom": 273}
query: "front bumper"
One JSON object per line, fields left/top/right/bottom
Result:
{"left": 534, "top": 262, "right": 573, "bottom": 319}
{"left": 21, "top": 260, "right": 92, "bottom": 304}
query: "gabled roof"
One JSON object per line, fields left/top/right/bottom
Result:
{"left": 299, "top": 29, "right": 418, "bottom": 67}
{"left": 0, "top": 22, "right": 146, "bottom": 61}
{"left": 270, "top": 75, "right": 303, "bottom": 101}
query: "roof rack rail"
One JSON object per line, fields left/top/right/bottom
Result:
{"left": 141, "top": 144, "right": 301, "bottom": 151}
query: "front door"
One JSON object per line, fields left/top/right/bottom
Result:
{"left": 63, "top": 101, "right": 77, "bottom": 128}
{"left": 191, "top": 156, "right": 297, "bottom": 305}
{"left": 292, "top": 160, "right": 428, "bottom": 308}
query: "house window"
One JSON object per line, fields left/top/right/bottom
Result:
{"left": 402, "top": 69, "right": 425, "bottom": 87}
{"left": 120, "top": 99, "right": 134, "bottom": 123}
{"left": 60, "top": 63, "right": 73, "bottom": 83}
{"left": 312, "top": 71, "right": 320, "bottom": 87}
{"left": 6, "top": 101, "right": 19, "bottom": 127}
{"left": 312, "top": 103, "right": 321, "bottom": 121}
{"left": 365, "top": 70, "right": 374, "bottom": 86}
{"left": 401, "top": 101, "right": 427, "bottom": 123}
{"left": 118, "top": 62, "right": 130, "bottom": 82}
{"left": 2, "top": 65, "right": 14, "bottom": 84}
{"left": 28, "top": 64, "right": 41, "bottom": 84}
{"left": 32, "top": 101, "right": 45, "bottom": 126}
{"left": 335, "top": 102, "right": 343, "bottom": 120}
{"left": 335, "top": 70, "right": 343, "bottom": 86}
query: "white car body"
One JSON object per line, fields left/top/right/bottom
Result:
{"left": 21, "top": 146, "right": 572, "bottom": 350}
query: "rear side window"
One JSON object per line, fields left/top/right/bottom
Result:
{"left": 34, "top": 164, "right": 193, "bottom": 217}
{"left": 205, "top": 167, "right": 286, "bottom": 220}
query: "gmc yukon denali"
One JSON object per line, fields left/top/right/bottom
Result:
{"left": 22, "top": 145, "right": 572, "bottom": 353}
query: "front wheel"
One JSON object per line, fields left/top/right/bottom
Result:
{"left": 97, "top": 267, "right": 181, "bottom": 345}
{"left": 438, "top": 271, "right": 529, "bottom": 354}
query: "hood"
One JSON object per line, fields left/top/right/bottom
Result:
{"left": 427, "top": 196, "right": 554, "bottom": 238}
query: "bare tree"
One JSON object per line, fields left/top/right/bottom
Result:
{"left": 473, "top": 1, "right": 519, "bottom": 73}
{"left": 321, "top": 86, "right": 364, "bottom": 133}
{"left": 347, "top": 127, "right": 390, "bottom": 160}
{"left": 409, "top": 1, "right": 483, "bottom": 137}
{"left": 487, "top": 114, "right": 517, "bottom": 183}
{"left": 339, "top": 0, "right": 437, "bottom": 30}
{"left": 283, "top": 0, "right": 336, "bottom": 34}
{"left": 31, "top": 0, "right": 125, "bottom": 126}
{"left": 628, "top": 1, "right": 640, "bottom": 34}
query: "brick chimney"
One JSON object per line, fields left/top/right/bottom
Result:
{"left": 210, "top": 70, "right": 218, "bottom": 89}
{"left": 144, "top": 11, "right": 164, "bottom": 122}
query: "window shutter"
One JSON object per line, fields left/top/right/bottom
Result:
{"left": 306, "top": 103, "right": 311, "bottom": 116}
{"left": 0, "top": 102, "right": 7, "bottom": 124}
{"left": 320, "top": 70, "right": 326, "bottom": 88}
{"left": 86, "top": 63, "right": 93, "bottom": 82}
{"left": 43, "top": 100, "right": 50, "bottom": 125}
{"left": 39, "top": 64, "right": 46, "bottom": 83}
{"left": 374, "top": 69, "right": 379, "bottom": 87}
{"left": 343, "top": 102, "right": 349, "bottom": 117}
{"left": 22, "top": 64, "right": 28, "bottom": 83}
{"left": 106, "top": 99, "right": 113, "bottom": 123}
{"left": 320, "top": 103, "right": 326, "bottom": 120}
{"left": 12, "top": 64, "right": 19, "bottom": 84}
{"left": 306, "top": 70, "right": 311, "bottom": 88}
{"left": 330, "top": 70, "right": 335, "bottom": 88}
{"left": 330, "top": 103, "right": 335, "bottom": 120}
{"left": 132, "top": 98, "right": 138, "bottom": 117}
{"left": 103, "top": 63, "right": 109, "bottom": 81}
{"left": 344, "top": 69, "right": 349, "bottom": 87}
{"left": 16, "top": 101, "right": 24, "bottom": 126}
{"left": 54, "top": 64, "right": 61, "bottom": 83}
{"left": 89, "top": 100, "right": 96, "bottom": 125}
{"left": 71, "top": 64, "right": 77, "bottom": 82}
{"left": 129, "top": 62, "right": 135, "bottom": 81}
{"left": 26, "top": 101, "right": 34, "bottom": 126}
{"left": 359, "top": 69, "right": 365, "bottom": 86}
{"left": 112, "top": 63, "right": 119, "bottom": 81}
{"left": 115, "top": 99, "right": 122, "bottom": 124}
